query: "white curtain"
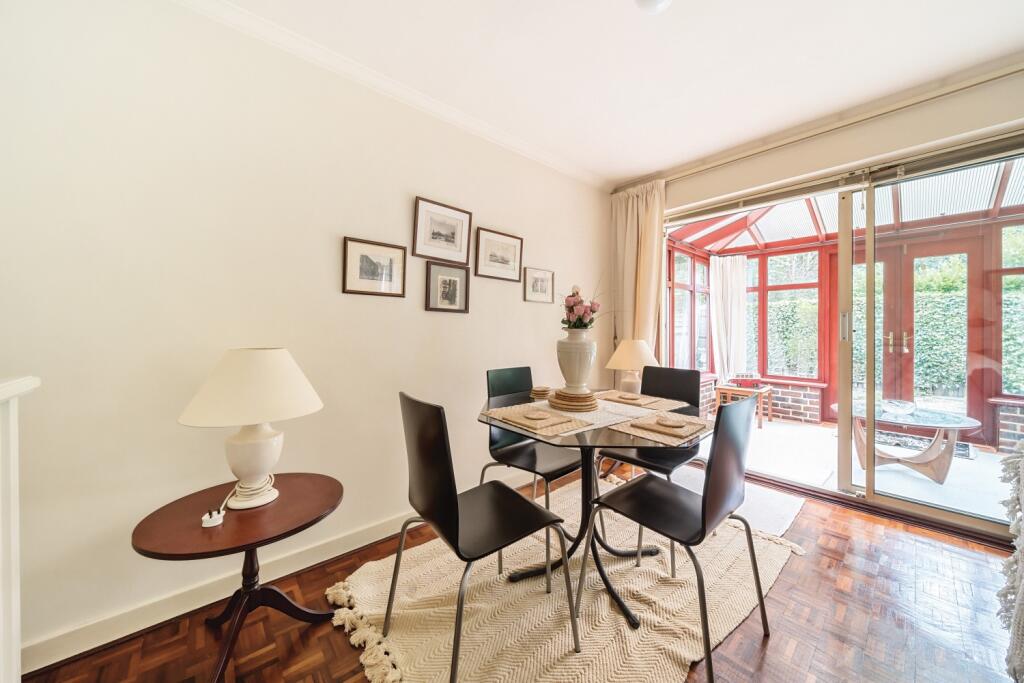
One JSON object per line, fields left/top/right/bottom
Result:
{"left": 611, "top": 180, "right": 665, "bottom": 354}
{"left": 710, "top": 255, "right": 748, "bottom": 381}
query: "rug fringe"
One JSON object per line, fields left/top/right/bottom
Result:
{"left": 326, "top": 580, "right": 403, "bottom": 682}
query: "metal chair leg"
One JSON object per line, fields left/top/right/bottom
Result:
{"left": 544, "top": 479, "right": 552, "bottom": 593}
{"left": 383, "top": 516, "right": 423, "bottom": 636}
{"left": 683, "top": 546, "right": 714, "bottom": 682}
{"left": 635, "top": 526, "right": 644, "bottom": 567}
{"left": 670, "top": 540, "right": 676, "bottom": 578}
{"left": 599, "top": 509, "right": 607, "bottom": 539}
{"left": 731, "top": 514, "right": 769, "bottom": 636}
{"left": 574, "top": 506, "right": 599, "bottom": 615}
{"left": 552, "top": 524, "right": 581, "bottom": 653}
{"left": 532, "top": 474, "right": 538, "bottom": 501}
{"left": 478, "top": 461, "right": 502, "bottom": 485}
{"left": 450, "top": 561, "right": 475, "bottom": 683}
{"left": 497, "top": 549, "right": 503, "bottom": 576}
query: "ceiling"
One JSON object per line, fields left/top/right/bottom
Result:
{"left": 192, "top": 0, "right": 1024, "bottom": 189}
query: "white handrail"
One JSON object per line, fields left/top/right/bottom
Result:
{"left": 1, "top": 376, "right": 39, "bottom": 682}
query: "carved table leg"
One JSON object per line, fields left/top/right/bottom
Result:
{"left": 206, "top": 548, "right": 333, "bottom": 682}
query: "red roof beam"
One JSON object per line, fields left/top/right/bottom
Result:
{"left": 990, "top": 161, "right": 1014, "bottom": 218}
{"left": 668, "top": 215, "right": 732, "bottom": 242}
{"left": 693, "top": 206, "right": 772, "bottom": 250}
{"left": 804, "top": 198, "right": 826, "bottom": 242}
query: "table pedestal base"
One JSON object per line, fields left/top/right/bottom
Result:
{"left": 206, "top": 548, "right": 333, "bottom": 682}
{"left": 507, "top": 447, "right": 657, "bottom": 629}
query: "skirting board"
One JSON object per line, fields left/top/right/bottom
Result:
{"left": 21, "top": 468, "right": 536, "bottom": 674}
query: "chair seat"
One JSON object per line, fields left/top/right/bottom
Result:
{"left": 595, "top": 475, "right": 704, "bottom": 545}
{"left": 598, "top": 445, "right": 700, "bottom": 477}
{"left": 456, "top": 481, "right": 562, "bottom": 561}
{"left": 491, "top": 440, "right": 581, "bottom": 481}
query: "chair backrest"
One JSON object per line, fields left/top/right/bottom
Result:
{"left": 398, "top": 392, "right": 460, "bottom": 548}
{"left": 641, "top": 366, "right": 701, "bottom": 409}
{"left": 698, "top": 396, "right": 756, "bottom": 541}
{"left": 486, "top": 367, "right": 533, "bottom": 451}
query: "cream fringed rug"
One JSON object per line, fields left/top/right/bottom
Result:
{"left": 326, "top": 478, "right": 804, "bottom": 682}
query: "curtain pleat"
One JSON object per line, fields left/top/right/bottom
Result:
{"left": 611, "top": 180, "right": 666, "bottom": 357}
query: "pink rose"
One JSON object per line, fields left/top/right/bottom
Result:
{"left": 564, "top": 295, "right": 575, "bottom": 306}
{"left": 590, "top": 301, "right": 601, "bottom": 313}
{"left": 573, "top": 304, "right": 585, "bottom": 317}
{"left": 568, "top": 310, "right": 578, "bottom": 322}
{"left": 583, "top": 311, "right": 593, "bottom": 323}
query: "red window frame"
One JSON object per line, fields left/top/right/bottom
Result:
{"left": 747, "top": 246, "right": 828, "bottom": 383}
{"left": 666, "top": 244, "right": 712, "bottom": 372}
{"left": 997, "top": 224, "right": 1024, "bottom": 398}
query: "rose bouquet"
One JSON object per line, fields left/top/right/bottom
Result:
{"left": 561, "top": 286, "right": 600, "bottom": 329}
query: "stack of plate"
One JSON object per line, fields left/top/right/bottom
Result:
{"left": 548, "top": 388, "right": 598, "bottom": 412}
{"left": 529, "top": 386, "right": 551, "bottom": 400}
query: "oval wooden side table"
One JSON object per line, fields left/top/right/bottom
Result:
{"left": 132, "top": 472, "right": 344, "bottom": 683}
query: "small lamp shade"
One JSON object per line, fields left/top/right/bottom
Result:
{"left": 605, "top": 339, "right": 658, "bottom": 372}
{"left": 179, "top": 348, "right": 323, "bottom": 427}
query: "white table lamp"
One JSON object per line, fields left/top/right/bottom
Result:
{"left": 179, "top": 348, "right": 323, "bottom": 509}
{"left": 605, "top": 339, "right": 658, "bottom": 394}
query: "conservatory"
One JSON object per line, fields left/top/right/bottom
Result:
{"left": 668, "top": 154, "right": 1024, "bottom": 524}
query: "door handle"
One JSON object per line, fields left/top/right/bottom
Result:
{"left": 902, "top": 331, "right": 910, "bottom": 353}
{"left": 887, "top": 331, "right": 894, "bottom": 354}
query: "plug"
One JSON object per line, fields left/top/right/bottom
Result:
{"left": 202, "top": 509, "right": 225, "bottom": 528}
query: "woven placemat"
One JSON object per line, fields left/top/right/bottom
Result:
{"left": 595, "top": 390, "right": 687, "bottom": 412}
{"left": 594, "top": 390, "right": 661, "bottom": 407}
{"left": 483, "top": 403, "right": 591, "bottom": 436}
{"left": 609, "top": 411, "right": 712, "bottom": 446}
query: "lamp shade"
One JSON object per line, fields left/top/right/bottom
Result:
{"left": 605, "top": 339, "right": 659, "bottom": 372}
{"left": 179, "top": 348, "right": 323, "bottom": 427}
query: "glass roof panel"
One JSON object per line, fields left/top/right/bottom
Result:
{"left": 1004, "top": 161, "right": 1024, "bottom": 208}
{"left": 898, "top": 161, "right": 999, "bottom": 222}
{"left": 750, "top": 198, "right": 815, "bottom": 241}
{"left": 727, "top": 230, "right": 755, "bottom": 248}
{"left": 816, "top": 193, "right": 839, "bottom": 233}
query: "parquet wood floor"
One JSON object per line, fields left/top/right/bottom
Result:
{"left": 25, "top": 468, "right": 1010, "bottom": 682}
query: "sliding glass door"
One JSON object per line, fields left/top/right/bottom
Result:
{"left": 837, "top": 155, "right": 1024, "bottom": 531}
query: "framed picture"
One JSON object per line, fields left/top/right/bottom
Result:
{"left": 425, "top": 261, "right": 470, "bottom": 313}
{"left": 475, "top": 227, "right": 523, "bottom": 281}
{"left": 342, "top": 237, "right": 406, "bottom": 297}
{"left": 412, "top": 196, "right": 472, "bottom": 265}
{"left": 523, "top": 267, "right": 555, "bottom": 303}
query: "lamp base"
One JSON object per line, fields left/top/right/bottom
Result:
{"left": 226, "top": 479, "right": 280, "bottom": 509}
{"left": 618, "top": 370, "right": 642, "bottom": 394}
{"left": 225, "top": 423, "right": 282, "bottom": 510}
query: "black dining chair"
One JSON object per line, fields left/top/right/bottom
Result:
{"left": 480, "top": 367, "right": 582, "bottom": 576}
{"left": 575, "top": 396, "right": 766, "bottom": 683}
{"left": 386, "top": 393, "right": 580, "bottom": 683}
{"left": 597, "top": 365, "right": 703, "bottom": 574}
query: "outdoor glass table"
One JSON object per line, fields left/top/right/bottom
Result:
{"left": 478, "top": 390, "right": 711, "bottom": 628}
{"left": 844, "top": 400, "right": 982, "bottom": 484}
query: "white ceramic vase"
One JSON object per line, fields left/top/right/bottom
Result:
{"left": 557, "top": 327, "right": 597, "bottom": 395}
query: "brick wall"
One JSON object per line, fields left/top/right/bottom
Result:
{"left": 698, "top": 376, "right": 716, "bottom": 419}
{"left": 769, "top": 384, "right": 822, "bottom": 423}
{"left": 998, "top": 403, "right": 1024, "bottom": 453}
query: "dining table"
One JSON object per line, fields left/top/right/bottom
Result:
{"left": 478, "top": 389, "right": 712, "bottom": 628}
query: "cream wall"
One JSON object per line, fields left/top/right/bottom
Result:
{"left": 0, "top": 1, "right": 611, "bottom": 669}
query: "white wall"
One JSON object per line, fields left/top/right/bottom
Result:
{"left": 0, "top": 1, "right": 611, "bottom": 669}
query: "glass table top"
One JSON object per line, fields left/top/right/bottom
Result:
{"left": 478, "top": 391, "right": 708, "bottom": 450}
{"left": 848, "top": 400, "right": 981, "bottom": 431}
